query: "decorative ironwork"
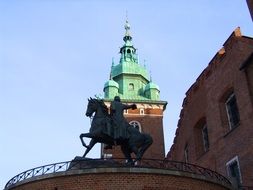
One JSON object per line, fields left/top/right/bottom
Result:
{"left": 5, "top": 158, "right": 231, "bottom": 189}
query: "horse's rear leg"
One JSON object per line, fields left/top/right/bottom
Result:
{"left": 121, "top": 145, "right": 134, "bottom": 165}
{"left": 83, "top": 139, "right": 97, "bottom": 158}
{"left": 136, "top": 136, "right": 153, "bottom": 161}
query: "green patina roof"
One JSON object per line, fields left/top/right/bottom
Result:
{"left": 104, "top": 79, "right": 119, "bottom": 89}
{"left": 111, "top": 62, "right": 149, "bottom": 80}
{"left": 145, "top": 82, "right": 160, "bottom": 91}
{"left": 103, "top": 20, "right": 160, "bottom": 101}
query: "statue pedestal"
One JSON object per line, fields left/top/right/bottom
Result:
{"left": 69, "top": 156, "right": 123, "bottom": 170}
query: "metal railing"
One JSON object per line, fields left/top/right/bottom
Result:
{"left": 4, "top": 158, "right": 232, "bottom": 189}
{"left": 238, "top": 186, "right": 253, "bottom": 190}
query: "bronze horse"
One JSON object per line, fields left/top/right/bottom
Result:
{"left": 79, "top": 98, "right": 153, "bottom": 164}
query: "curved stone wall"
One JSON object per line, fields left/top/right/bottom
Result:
{"left": 6, "top": 167, "right": 232, "bottom": 190}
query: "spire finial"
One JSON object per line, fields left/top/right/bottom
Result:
{"left": 123, "top": 13, "right": 132, "bottom": 42}
{"left": 124, "top": 20, "right": 131, "bottom": 36}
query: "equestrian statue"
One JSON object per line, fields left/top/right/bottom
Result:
{"left": 79, "top": 96, "right": 153, "bottom": 164}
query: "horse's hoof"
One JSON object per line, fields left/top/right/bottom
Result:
{"left": 81, "top": 142, "right": 89, "bottom": 148}
{"left": 126, "top": 161, "right": 134, "bottom": 166}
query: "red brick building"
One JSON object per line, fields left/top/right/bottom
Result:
{"left": 167, "top": 28, "right": 253, "bottom": 189}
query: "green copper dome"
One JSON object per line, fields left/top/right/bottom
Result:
{"left": 103, "top": 20, "right": 160, "bottom": 101}
{"left": 111, "top": 62, "right": 149, "bottom": 81}
{"left": 145, "top": 82, "right": 160, "bottom": 91}
{"left": 104, "top": 80, "right": 119, "bottom": 89}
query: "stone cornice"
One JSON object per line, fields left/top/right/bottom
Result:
{"left": 103, "top": 99, "right": 167, "bottom": 111}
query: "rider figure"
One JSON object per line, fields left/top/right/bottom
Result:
{"left": 110, "top": 96, "right": 137, "bottom": 143}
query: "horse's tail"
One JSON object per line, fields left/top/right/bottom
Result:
{"left": 144, "top": 133, "right": 153, "bottom": 145}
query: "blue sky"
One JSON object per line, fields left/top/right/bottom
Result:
{"left": 0, "top": 0, "right": 252, "bottom": 188}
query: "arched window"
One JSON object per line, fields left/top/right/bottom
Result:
{"left": 202, "top": 124, "right": 209, "bottom": 152}
{"left": 129, "top": 83, "right": 134, "bottom": 90}
{"left": 127, "top": 49, "right": 131, "bottom": 53}
{"left": 129, "top": 121, "right": 141, "bottom": 132}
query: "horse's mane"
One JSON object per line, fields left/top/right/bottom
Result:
{"left": 94, "top": 98, "right": 109, "bottom": 116}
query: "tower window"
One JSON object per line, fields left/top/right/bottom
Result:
{"left": 127, "top": 49, "right": 131, "bottom": 53}
{"left": 129, "top": 121, "right": 141, "bottom": 132}
{"left": 140, "top": 108, "right": 144, "bottom": 115}
{"left": 129, "top": 83, "right": 134, "bottom": 90}
{"left": 225, "top": 93, "right": 240, "bottom": 130}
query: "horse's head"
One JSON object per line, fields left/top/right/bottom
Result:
{"left": 85, "top": 98, "right": 97, "bottom": 117}
{"left": 85, "top": 98, "right": 108, "bottom": 118}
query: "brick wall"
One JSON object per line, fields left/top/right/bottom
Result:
{"left": 167, "top": 28, "right": 253, "bottom": 188}
{"left": 244, "top": 56, "right": 253, "bottom": 104}
{"left": 7, "top": 168, "right": 231, "bottom": 190}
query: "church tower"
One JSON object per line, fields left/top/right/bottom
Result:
{"left": 102, "top": 20, "right": 167, "bottom": 160}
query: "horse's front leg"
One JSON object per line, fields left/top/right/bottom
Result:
{"left": 83, "top": 138, "right": 97, "bottom": 158}
{"left": 80, "top": 133, "right": 89, "bottom": 148}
